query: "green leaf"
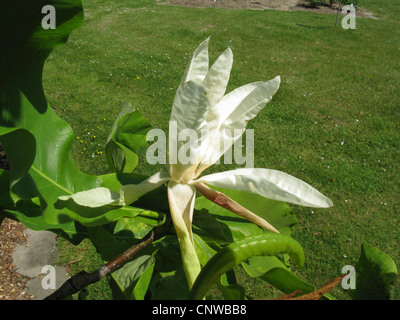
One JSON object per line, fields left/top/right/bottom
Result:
{"left": 131, "top": 262, "right": 155, "bottom": 300}
{"left": 100, "top": 172, "right": 170, "bottom": 213}
{"left": 53, "top": 197, "right": 160, "bottom": 227}
{"left": 0, "top": 0, "right": 163, "bottom": 252}
{"left": 194, "top": 234, "right": 246, "bottom": 299}
{"left": 0, "top": 170, "right": 13, "bottom": 206}
{"left": 0, "top": 1, "right": 96, "bottom": 229}
{"left": 149, "top": 236, "right": 191, "bottom": 299}
{"left": 193, "top": 185, "right": 297, "bottom": 244}
{"left": 111, "top": 254, "right": 156, "bottom": 300}
{"left": 193, "top": 190, "right": 307, "bottom": 299}
{"left": 113, "top": 215, "right": 165, "bottom": 241}
{"left": 106, "top": 102, "right": 152, "bottom": 173}
{"left": 3, "top": 198, "right": 88, "bottom": 244}
{"left": 150, "top": 267, "right": 190, "bottom": 300}
{"left": 0, "top": 127, "right": 36, "bottom": 188}
{"left": 88, "top": 226, "right": 134, "bottom": 261}
{"left": 242, "top": 255, "right": 315, "bottom": 295}
{"left": 353, "top": 242, "right": 398, "bottom": 300}
{"left": 217, "top": 271, "right": 246, "bottom": 300}
{"left": 0, "top": 1, "right": 83, "bottom": 89}
{"left": 189, "top": 233, "right": 305, "bottom": 300}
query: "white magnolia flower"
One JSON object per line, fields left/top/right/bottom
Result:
{"left": 59, "top": 38, "right": 332, "bottom": 288}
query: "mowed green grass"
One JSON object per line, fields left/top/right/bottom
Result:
{"left": 45, "top": 0, "right": 400, "bottom": 299}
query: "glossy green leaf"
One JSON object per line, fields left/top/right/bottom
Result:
{"left": 53, "top": 197, "right": 160, "bottom": 227}
{"left": 353, "top": 242, "right": 398, "bottom": 300}
{"left": 150, "top": 267, "right": 190, "bottom": 300}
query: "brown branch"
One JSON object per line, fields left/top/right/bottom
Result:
{"left": 44, "top": 231, "right": 154, "bottom": 300}
{"left": 195, "top": 183, "right": 280, "bottom": 234}
{"left": 276, "top": 290, "right": 303, "bottom": 300}
{"left": 278, "top": 275, "right": 346, "bottom": 300}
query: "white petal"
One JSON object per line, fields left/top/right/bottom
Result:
{"left": 168, "top": 81, "right": 209, "bottom": 182}
{"left": 58, "top": 187, "right": 121, "bottom": 207}
{"left": 193, "top": 168, "right": 333, "bottom": 208}
{"left": 203, "top": 47, "right": 233, "bottom": 109}
{"left": 167, "top": 181, "right": 201, "bottom": 288}
{"left": 181, "top": 37, "right": 209, "bottom": 83}
{"left": 207, "top": 81, "right": 263, "bottom": 130}
{"left": 120, "top": 171, "right": 171, "bottom": 205}
{"left": 170, "top": 81, "right": 209, "bottom": 136}
{"left": 223, "top": 76, "right": 281, "bottom": 128}
{"left": 196, "top": 77, "right": 281, "bottom": 173}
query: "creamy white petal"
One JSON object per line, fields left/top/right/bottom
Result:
{"left": 120, "top": 171, "right": 171, "bottom": 205}
{"left": 223, "top": 76, "right": 281, "bottom": 128}
{"left": 196, "top": 77, "right": 281, "bottom": 174}
{"left": 203, "top": 47, "right": 233, "bottom": 110}
{"left": 181, "top": 37, "right": 209, "bottom": 83}
{"left": 206, "top": 81, "right": 263, "bottom": 131}
{"left": 169, "top": 80, "right": 209, "bottom": 182}
{"left": 58, "top": 187, "right": 121, "bottom": 207}
{"left": 167, "top": 181, "right": 201, "bottom": 288}
{"left": 170, "top": 81, "right": 209, "bottom": 137}
{"left": 193, "top": 168, "right": 333, "bottom": 208}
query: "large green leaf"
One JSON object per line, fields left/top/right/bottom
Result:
{"left": 353, "top": 242, "right": 398, "bottom": 300}
{"left": 0, "top": 0, "right": 162, "bottom": 234}
{"left": 0, "top": 0, "right": 90, "bottom": 228}
{"left": 106, "top": 102, "right": 152, "bottom": 173}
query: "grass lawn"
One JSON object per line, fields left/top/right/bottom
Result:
{"left": 45, "top": 0, "right": 399, "bottom": 299}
